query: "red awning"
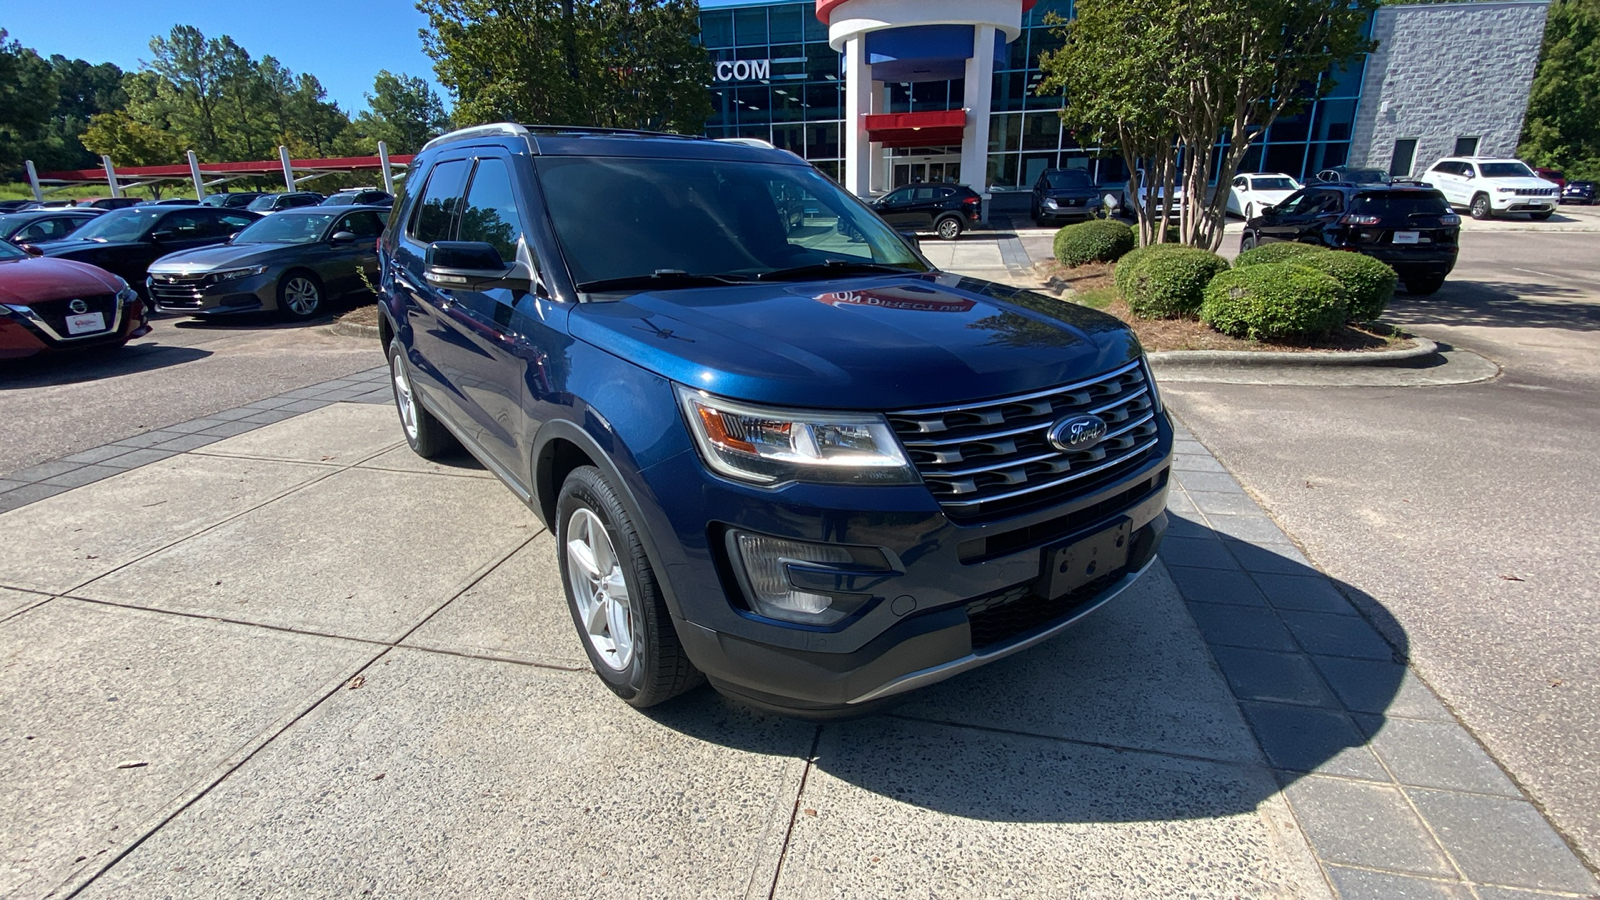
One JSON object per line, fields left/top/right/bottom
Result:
{"left": 38, "top": 154, "right": 415, "bottom": 182}
{"left": 816, "top": 0, "right": 1037, "bottom": 25}
{"left": 863, "top": 110, "right": 968, "bottom": 148}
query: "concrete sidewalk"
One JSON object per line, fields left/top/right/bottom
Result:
{"left": 2, "top": 369, "right": 1593, "bottom": 898}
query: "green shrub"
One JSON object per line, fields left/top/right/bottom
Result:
{"left": 1123, "top": 247, "right": 1231, "bottom": 319}
{"left": 1288, "top": 252, "right": 1397, "bottom": 322}
{"left": 1053, "top": 219, "right": 1136, "bottom": 266}
{"left": 1113, "top": 242, "right": 1193, "bottom": 298}
{"left": 1233, "top": 241, "right": 1330, "bottom": 268}
{"left": 1200, "top": 264, "right": 1350, "bottom": 341}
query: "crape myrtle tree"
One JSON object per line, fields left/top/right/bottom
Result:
{"left": 1037, "top": 0, "right": 1376, "bottom": 249}
{"left": 418, "top": 0, "right": 712, "bottom": 133}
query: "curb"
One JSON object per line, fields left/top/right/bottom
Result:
{"left": 1149, "top": 337, "right": 1439, "bottom": 368}
{"left": 332, "top": 319, "right": 380, "bottom": 340}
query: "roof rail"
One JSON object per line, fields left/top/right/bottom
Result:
{"left": 420, "top": 122, "right": 531, "bottom": 152}
{"left": 717, "top": 137, "right": 776, "bottom": 149}
{"left": 523, "top": 125, "right": 706, "bottom": 140}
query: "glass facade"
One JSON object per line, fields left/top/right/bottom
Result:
{"left": 697, "top": 0, "right": 1367, "bottom": 190}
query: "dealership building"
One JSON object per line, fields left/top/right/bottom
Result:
{"left": 698, "top": 0, "right": 1552, "bottom": 205}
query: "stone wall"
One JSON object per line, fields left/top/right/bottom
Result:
{"left": 1349, "top": 0, "right": 1550, "bottom": 177}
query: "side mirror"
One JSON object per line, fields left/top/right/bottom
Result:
{"left": 21, "top": 243, "right": 44, "bottom": 257}
{"left": 424, "top": 241, "right": 530, "bottom": 291}
{"left": 329, "top": 231, "right": 357, "bottom": 245}
{"left": 150, "top": 230, "right": 176, "bottom": 242}
{"left": 897, "top": 230, "right": 921, "bottom": 244}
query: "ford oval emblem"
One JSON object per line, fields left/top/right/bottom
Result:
{"left": 69, "top": 299, "right": 88, "bottom": 314}
{"left": 1049, "top": 414, "right": 1108, "bottom": 452}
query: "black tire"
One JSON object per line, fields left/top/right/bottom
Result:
{"left": 935, "top": 215, "right": 964, "bottom": 241}
{"left": 1404, "top": 274, "right": 1446, "bottom": 296}
{"left": 556, "top": 466, "right": 703, "bottom": 707}
{"left": 1469, "top": 194, "right": 1493, "bottom": 220}
{"left": 1531, "top": 210, "right": 1553, "bottom": 221}
{"left": 1240, "top": 231, "right": 1258, "bottom": 252}
{"left": 278, "top": 269, "right": 324, "bottom": 319}
{"left": 386, "top": 338, "right": 455, "bottom": 458}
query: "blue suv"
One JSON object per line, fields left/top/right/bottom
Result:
{"left": 377, "top": 124, "right": 1173, "bottom": 716}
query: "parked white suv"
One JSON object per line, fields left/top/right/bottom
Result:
{"left": 1420, "top": 157, "right": 1560, "bottom": 220}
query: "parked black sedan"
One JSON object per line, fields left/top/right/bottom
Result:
{"left": 870, "top": 183, "right": 983, "bottom": 240}
{"left": 1240, "top": 183, "right": 1461, "bottom": 295}
{"left": 0, "top": 208, "right": 103, "bottom": 249}
{"left": 146, "top": 205, "right": 385, "bottom": 320}
{"left": 1030, "top": 168, "right": 1103, "bottom": 224}
{"left": 1561, "top": 180, "right": 1595, "bottom": 205}
{"left": 30, "top": 206, "right": 259, "bottom": 298}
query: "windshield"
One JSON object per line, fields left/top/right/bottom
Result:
{"left": 1252, "top": 177, "right": 1298, "bottom": 191}
{"left": 66, "top": 208, "right": 164, "bottom": 242}
{"left": 0, "top": 239, "right": 25, "bottom": 260}
{"left": 534, "top": 157, "right": 926, "bottom": 287}
{"left": 1043, "top": 170, "right": 1092, "bottom": 190}
{"left": 0, "top": 214, "right": 28, "bottom": 240}
{"left": 1480, "top": 162, "right": 1536, "bottom": 178}
{"left": 247, "top": 196, "right": 279, "bottom": 211}
{"left": 232, "top": 212, "right": 337, "bottom": 244}
{"left": 322, "top": 193, "right": 358, "bottom": 206}
{"left": 1351, "top": 192, "right": 1451, "bottom": 217}
{"left": 1339, "top": 169, "right": 1390, "bottom": 184}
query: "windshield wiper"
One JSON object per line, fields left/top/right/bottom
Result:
{"left": 751, "top": 260, "right": 919, "bottom": 282}
{"left": 576, "top": 269, "right": 750, "bottom": 293}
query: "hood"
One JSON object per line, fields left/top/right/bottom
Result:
{"left": 1253, "top": 189, "right": 1297, "bottom": 204}
{"left": 568, "top": 272, "right": 1142, "bottom": 410}
{"left": 147, "top": 242, "right": 288, "bottom": 274}
{"left": 1492, "top": 177, "right": 1559, "bottom": 191}
{"left": 0, "top": 256, "right": 123, "bottom": 304}
{"left": 35, "top": 238, "right": 137, "bottom": 259}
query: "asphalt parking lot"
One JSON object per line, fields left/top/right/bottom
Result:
{"left": 2, "top": 217, "right": 1598, "bottom": 898}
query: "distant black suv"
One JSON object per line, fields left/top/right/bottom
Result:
{"left": 1030, "top": 168, "right": 1103, "bottom": 224}
{"left": 869, "top": 183, "right": 983, "bottom": 239}
{"left": 1240, "top": 182, "right": 1461, "bottom": 295}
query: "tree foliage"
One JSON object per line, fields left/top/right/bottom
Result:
{"left": 356, "top": 70, "right": 451, "bottom": 154}
{"left": 1520, "top": 0, "right": 1600, "bottom": 181}
{"left": 0, "top": 30, "right": 60, "bottom": 173}
{"left": 419, "top": 0, "right": 712, "bottom": 133}
{"left": 1037, "top": 0, "right": 1376, "bottom": 250}
{"left": 81, "top": 110, "right": 183, "bottom": 167}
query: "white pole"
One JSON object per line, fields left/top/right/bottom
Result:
{"left": 279, "top": 145, "right": 295, "bottom": 191}
{"left": 962, "top": 26, "right": 998, "bottom": 222}
{"left": 843, "top": 37, "right": 873, "bottom": 198}
{"left": 24, "top": 160, "right": 44, "bottom": 201}
{"left": 187, "top": 150, "right": 207, "bottom": 200}
{"left": 102, "top": 155, "right": 123, "bottom": 198}
{"left": 377, "top": 141, "right": 395, "bottom": 194}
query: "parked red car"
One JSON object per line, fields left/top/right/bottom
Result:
{"left": 0, "top": 240, "right": 149, "bottom": 359}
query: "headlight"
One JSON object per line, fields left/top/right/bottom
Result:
{"left": 675, "top": 386, "right": 918, "bottom": 486}
{"left": 214, "top": 265, "right": 268, "bottom": 281}
{"left": 1044, "top": 198, "right": 1059, "bottom": 209}
{"left": 1495, "top": 187, "right": 1515, "bottom": 193}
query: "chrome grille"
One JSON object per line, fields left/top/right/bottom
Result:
{"left": 1513, "top": 188, "right": 1557, "bottom": 197}
{"left": 890, "top": 360, "right": 1160, "bottom": 519}
{"left": 148, "top": 273, "right": 212, "bottom": 308}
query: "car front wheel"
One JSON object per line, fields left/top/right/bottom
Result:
{"left": 556, "top": 466, "right": 702, "bottom": 707}
{"left": 1243, "top": 203, "right": 1254, "bottom": 221}
{"left": 279, "top": 271, "right": 323, "bottom": 319}
{"left": 1469, "top": 194, "right": 1493, "bottom": 220}
{"left": 1240, "top": 232, "right": 1258, "bottom": 252}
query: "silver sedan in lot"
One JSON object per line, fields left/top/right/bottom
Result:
{"left": 145, "top": 206, "right": 386, "bottom": 320}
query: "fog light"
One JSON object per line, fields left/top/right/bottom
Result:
{"left": 731, "top": 532, "right": 856, "bottom": 626}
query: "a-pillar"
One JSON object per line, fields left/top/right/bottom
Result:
{"left": 843, "top": 35, "right": 875, "bottom": 197}
{"left": 961, "top": 25, "right": 997, "bottom": 220}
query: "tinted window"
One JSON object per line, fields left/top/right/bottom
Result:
{"left": 15, "top": 217, "right": 75, "bottom": 242}
{"left": 70, "top": 208, "right": 164, "bottom": 242}
{"left": 157, "top": 210, "right": 208, "bottom": 236}
{"left": 233, "top": 212, "right": 340, "bottom": 244}
{"left": 883, "top": 188, "right": 912, "bottom": 204}
{"left": 457, "top": 159, "right": 525, "bottom": 261}
{"left": 410, "top": 160, "right": 469, "bottom": 244}
{"left": 218, "top": 213, "right": 254, "bottom": 232}
{"left": 1350, "top": 191, "right": 1451, "bottom": 217}
{"left": 247, "top": 195, "right": 278, "bottom": 211}
{"left": 337, "top": 210, "right": 385, "bottom": 238}
{"left": 1480, "top": 162, "right": 1535, "bottom": 178}
{"left": 1274, "top": 191, "right": 1314, "bottom": 215}
{"left": 1043, "top": 170, "right": 1092, "bottom": 189}
{"left": 912, "top": 187, "right": 937, "bottom": 202}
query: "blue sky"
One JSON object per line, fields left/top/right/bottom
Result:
{"left": 4, "top": 1, "right": 448, "bottom": 114}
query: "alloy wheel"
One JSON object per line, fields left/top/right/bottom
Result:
{"left": 565, "top": 508, "right": 635, "bottom": 672}
{"left": 938, "top": 218, "right": 961, "bottom": 240}
{"left": 391, "top": 351, "right": 419, "bottom": 442}
{"left": 283, "top": 276, "right": 320, "bottom": 316}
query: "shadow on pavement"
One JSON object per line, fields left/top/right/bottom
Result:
{"left": 645, "top": 527, "right": 1410, "bottom": 823}
{"left": 0, "top": 344, "right": 212, "bottom": 389}
{"left": 1389, "top": 280, "right": 1600, "bottom": 332}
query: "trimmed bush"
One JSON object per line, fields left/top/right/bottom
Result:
{"left": 1233, "top": 241, "right": 1329, "bottom": 268}
{"left": 1054, "top": 219, "right": 1136, "bottom": 266}
{"left": 1123, "top": 247, "right": 1231, "bottom": 319}
{"left": 1201, "top": 264, "right": 1350, "bottom": 341}
{"left": 1288, "top": 252, "right": 1397, "bottom": 322}
{"left": 1113, "top": 242, "right": 1193, "bottom": 298}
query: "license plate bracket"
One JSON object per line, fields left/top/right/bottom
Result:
{"left": 1393, "top": 230, "right": 1420, "bottom": 244}
{"left": 65, "top": 312, "right": 107, "bottom": 335}
{"left": 1042, "top": 519, "right": 1132, "bottom": 599}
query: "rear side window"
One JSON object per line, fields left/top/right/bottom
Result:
{"left": 1350, "top": 191, "right": 1451, "bottom": 216}
{"left": 457, "top": 158, "right": 527, "bottom": 262}
{"left": 337, "top": 211, "right": 386, "bottom": 238}
{"left": 409, "top": 159, "right": 470, "bottom": 244}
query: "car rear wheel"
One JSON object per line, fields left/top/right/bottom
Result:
{"left": 387, "top": 338, "right": 455, "bottom": 458}
{"left": 556, "top": 466, "right": 703, "bottom": 707}
{"left": 278, "top": 271, "right": 323, "bottom": 319}
{"left": 936, "top": 216, "right": 964, "bottom": 241}
{"left": 1404, "top": 274, "right": 1446, "bottom": 296}
{"left": 1469, "top": 194, "right": 1493, "bottom": 220}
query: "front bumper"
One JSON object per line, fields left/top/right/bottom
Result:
{"left": 1491, "top": 194, "right": 1557, "bottom": 212}
{"left": 0, "top": 295, "right": 148, "bottom": 360}
{"left": 638, "top": 415, "right": 1174, "bottom": 714}
{"left": 148, "top": 271, "right": 275, "bottom": 315}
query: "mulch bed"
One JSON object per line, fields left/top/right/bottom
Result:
{"left": 1041, "top": 260, "right": 1413, "bottom": 353}
{"left": 337, "top": 305, "right": 381, "bottom": 329}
